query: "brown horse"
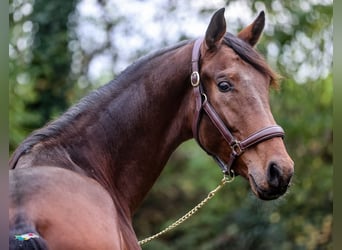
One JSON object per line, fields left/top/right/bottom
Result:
{"left": 9, "top": 8, "right": 294, "bottom": 249}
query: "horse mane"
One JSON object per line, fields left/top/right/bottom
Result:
{"left": 9, "top": 40, "right": 192, "bottom": 169}
{"left": 223, "top": 32, "right": 280, "bottom": 87}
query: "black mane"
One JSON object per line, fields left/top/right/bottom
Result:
{"left": 223, "top": 32, "right": 279, "bottom": 86}
{"left": 10, "top": 34, "right": 276, "bottom": 169}
{"left": 9, "top": 40, "right": 191, "bottom": 169}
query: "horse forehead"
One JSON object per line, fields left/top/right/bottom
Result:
{"left": 205, "top": 47, "right": 269, "bottom": 84}
{"left": 219, "top": 46, "right": 240, "bottom": 60}
{"left": 206, "top": 46, "right": 240, "bottom": 66}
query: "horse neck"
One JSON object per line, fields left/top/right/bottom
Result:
{"left": 76, "top": 42, "right": 195, "bottom": 215}
{"left": 11, "top": 41, "right": 196, "bottom": 217}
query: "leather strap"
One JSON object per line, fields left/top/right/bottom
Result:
{"left": 240, "top": 125, "right": 285, "bottom": 150}
{"left": 190, "top": 38, "right": 285, "bottom": 176}
{"left": 191, "top": 37, "right": 204, "bottom": 143}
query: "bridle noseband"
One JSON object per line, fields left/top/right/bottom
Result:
{"left": 191, "top": 38, "right": 285, "bottom": 176}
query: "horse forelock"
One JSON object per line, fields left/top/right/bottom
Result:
{"left": 223, "top": 32, "right": 280, "bottom": 88}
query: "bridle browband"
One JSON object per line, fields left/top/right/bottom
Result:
{"left": 191, "top": 38, "right": 285, "bottom": 176}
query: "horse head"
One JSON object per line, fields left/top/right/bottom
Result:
{"left": 193, "top": 9, "right": 294, "bottom": 200}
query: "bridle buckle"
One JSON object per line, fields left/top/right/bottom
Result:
{"left": 231, "top": 140, "right": 243, "bottom": 156}
{"left": 191, "top": 71, "right": 200, "bottom": 87}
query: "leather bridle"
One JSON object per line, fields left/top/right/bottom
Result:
{"left": 191, "top": 38, "right": 285, "bottom": 177}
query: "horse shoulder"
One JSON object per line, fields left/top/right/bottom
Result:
{"left": 9, "top": 166, "right": 140, "bottom": 249}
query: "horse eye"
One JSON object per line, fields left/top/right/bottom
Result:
{"left": 217, "top": 81, "right": 234, "bottom": 92}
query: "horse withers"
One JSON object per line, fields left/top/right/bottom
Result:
{"left": 9, "top": 8, "right": 294, "bottom": 249}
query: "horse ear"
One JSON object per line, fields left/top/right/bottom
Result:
{"left": 205, "top": 8, "right": 226, "bottom": 50}
{"left": 237, "top": 11, "right": 265, "bottom": 47}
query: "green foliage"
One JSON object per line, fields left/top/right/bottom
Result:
{"left": 9, "top": 0, "right": 78, "bottom": 151}
{"left": 9, "top": 0, "right": 332, "bottom": 249}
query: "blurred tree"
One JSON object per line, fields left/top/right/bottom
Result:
{"left": 9, "top": 0, "right": 77, "bottom": 151}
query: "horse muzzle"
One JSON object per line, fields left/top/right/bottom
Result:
{"left": 248, "top": 160, "right": 294, "bottom": 200}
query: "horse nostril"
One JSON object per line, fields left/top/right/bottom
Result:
{"left": 267, "top": 162, "right": 281, "bottom": 188}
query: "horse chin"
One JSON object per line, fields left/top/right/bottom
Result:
{"left": 248, "top": 174, "right": 285, "bottom": 200}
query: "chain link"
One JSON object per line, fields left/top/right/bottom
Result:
{"left": 138, "top": 172, "right": 235, "bottom": 246}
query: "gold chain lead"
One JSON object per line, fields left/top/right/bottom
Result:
{"left": 138, "top": 172, "right": 235, "bottom": 246}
